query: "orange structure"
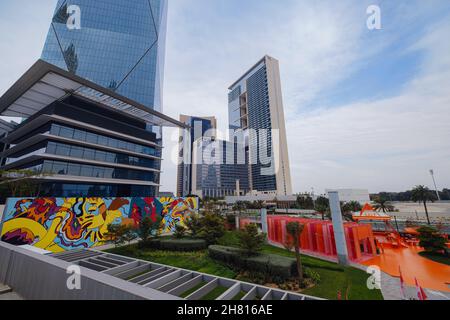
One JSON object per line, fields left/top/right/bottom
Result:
{"left": 362, "top": 240, "right": 450, "bottom": 292}
{"left": 266, "top": 216, "right": 377, "bottom": 262}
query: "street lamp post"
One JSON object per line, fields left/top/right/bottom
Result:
{"left": 429, "top": 169, "right": 441, "bottom": 201}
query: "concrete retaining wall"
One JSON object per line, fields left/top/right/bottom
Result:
{"left": 0, "top": 241, "right": 178, "bottom": 300}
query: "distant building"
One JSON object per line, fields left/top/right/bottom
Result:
{"left": 176, "top": 115, "right": 217, "bottom": 197}
{"left": 228, "top": 55, "right": 292, "bottom": 195}
{"left": 191, "top": 137, "right": 249, "bottom": 198}
{"left": 325, "top": 189, "right": 370, "bottom": 204}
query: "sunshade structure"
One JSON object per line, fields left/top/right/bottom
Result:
{"left": 0, "top": 59, "right": 188, "bottom": 136}
{"left": 352, "top": 203, "right": 392, "bottom": 222}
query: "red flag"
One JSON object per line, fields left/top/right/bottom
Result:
{"left": 399, "top": 266, "right": 406, "bottom": 298}
{"left": 415, "top": 278, "right": 428, "bottom": 301}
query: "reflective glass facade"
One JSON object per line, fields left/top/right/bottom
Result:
{"left": 41, "top": 0, "right": 168, "bottom": 113}
{"left": 193, "top": 138, "right": 249, "bottom": 198}
{"left": 228, "top": 58, "right": 282, "bottom": 193}
{"left": 0, "top": 96, "right": 161, "bottom": 197}
{"left": 50, "top": 124, "right": 158, "bottom": 156}
{"left": 246, "top": 65, "right": 277, "bottom": 192}
{"left": 177, "top": 116, "right": 216, "bottom": 197}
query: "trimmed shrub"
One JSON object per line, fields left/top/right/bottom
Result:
{"left": 417, "top": 226, "right": 447, "bottom": 254}
{"left": 173, "top": 225, "right": 187, "bottom": 239}
{"left": 197, "top": 213, "right": 226, "bottom": 245}
{"left": 159, "top": 239, "right": 207, "bottom": 252}
{"left": 137, "top": 238, "right": 161, "bottom": 249}
{"left": 209, "top": 245, "right": 297, "bottom": 279}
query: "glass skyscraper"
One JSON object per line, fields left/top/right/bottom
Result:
{"left": 41, "top": 0, "right": 167, "bottom": 115}
{"left": 177, "top": 115, "right": 217, "bottom": 197}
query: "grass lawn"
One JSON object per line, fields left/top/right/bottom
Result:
{"left": 419, "top": 251, "right": 450, "bottom": 266}
{"left": 107, "top": 232, "right": 383, "bottom": 300}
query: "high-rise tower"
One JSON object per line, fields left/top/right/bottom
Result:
{"left": 41, "top": 0, "right": 167, "bottom": 116}
{"left": 228, "top": 56, "right": 292, "bottom": 195}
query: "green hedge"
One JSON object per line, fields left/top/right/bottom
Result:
{"left": 140, "top": 238, "right": 207, "bottom": 251}
{"left": 208, "top": 245, "right": 297, "bottom": 279}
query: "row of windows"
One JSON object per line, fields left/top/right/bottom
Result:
{"left": 42, "top": 160, "right": 157, "bottom": 182}
{"left": 50, "top": 124, "right": 158, "bottom": 157}
{"left": 46, "top": 142, "right": 156, "bottom": 168}
{"left": 39, "top": 182, "right": 157, "bottom": 198}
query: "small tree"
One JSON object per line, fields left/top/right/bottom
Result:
{"left": 238, "top": 223, "right": 266, "bottom": 256}
{"left": 417, "top": 226, "right": 447, "bottom": 254}
{"left": 197, "top": 212, "right": 225, "bottom": 245}
{"left": 174, "top": 224, "right": 186, "bottom": 239}
{"left": 185, "top": 214, "right": 202, "bottom": 237}
{"left": 315, "top": 196, "right": 330, "bottom": 220}
{"left": 137, "top": 216, "right": 162, "bottom": 244}
{"left": 296, "top": 194, "right": 314, "bottom": 210}
{"left": 286, "top": 222, "right": 305, "bottom": 283}
{"left": 106, "top": 224, "right": 128, "bottom": 248}
{"left": 122, "top": 226, "right": 138, "bottom": 245}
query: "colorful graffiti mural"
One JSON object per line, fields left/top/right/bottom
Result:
{"left": 0, "top": 197, "right": 199, "bottom": 253}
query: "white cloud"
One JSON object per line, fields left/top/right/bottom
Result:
{"left": 287, "top": 18, "right": 450, "bottom": 194}
{"left": 0, "top": 1, "right": 56, "bottom": 96}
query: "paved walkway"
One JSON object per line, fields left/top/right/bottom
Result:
{"left": 380, "top": 271, "right": 450, "bottom": 300}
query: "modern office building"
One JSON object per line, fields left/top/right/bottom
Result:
{"left": 191, "top": 137, "right": 249, "bottom": 198}
{"left": 325, "top": 189, "right": 371, "bottom": 204}
{"left": 41, "top": 0, "right": 168, "bottom": 116}
{"left": 228, "top": 55, "right": 292, "bottom": 196}
{"left": 0, "top": 60, "right": 185, "bottom": 197}
{"left": 176, "top": 115, "right": 217, "bottom": 197}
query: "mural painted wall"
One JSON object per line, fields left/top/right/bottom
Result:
{"left": 0, "top": 197, "right": 199, "bottom": 253}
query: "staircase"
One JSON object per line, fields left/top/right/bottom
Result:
{"left": 0, "top": 283, "right": 23, "bottom": 300}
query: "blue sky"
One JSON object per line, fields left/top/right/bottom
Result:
{"left": 1, "top": 0, "right": 450, "bottom": 194}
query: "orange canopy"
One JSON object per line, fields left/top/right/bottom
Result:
{"left": 353, "top": 203, "right": 392, "bottom": 221}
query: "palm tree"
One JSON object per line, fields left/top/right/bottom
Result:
{"left": 232, "top": 201, "right": 247, "bottom": 216}
{"left": 286, "top": 222, "right": 305, "bottom": 283}
{"left": 346, "top": 201, "right": 362, "bottom": 213}
{"left": 373, "top": 197, "right": 395, "bottom": 213}
{"left": 411, "top": 185, "right": 435, "bottom": 225}
{"left": 252, "top": 200, "right": 266, "bottom": 210}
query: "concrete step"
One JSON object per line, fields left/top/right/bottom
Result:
{"left": 0, "top": 284, "right": 12, "bottom": 295}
